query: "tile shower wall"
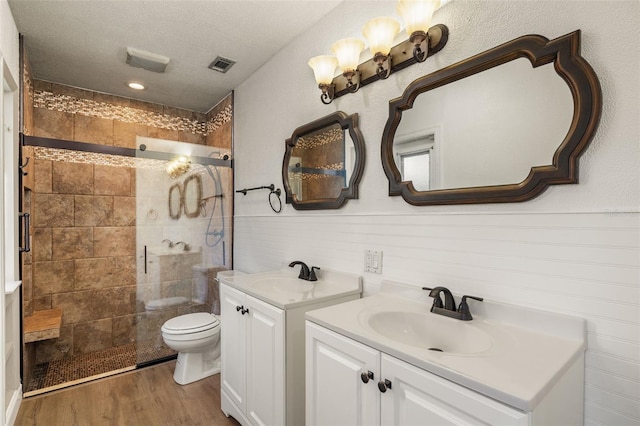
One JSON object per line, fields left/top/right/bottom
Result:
{"left": 21, "top": 73, "right": 233, "bottom": 364}
{"left": 30, "top": 159, "right": 137, "bottom": 362}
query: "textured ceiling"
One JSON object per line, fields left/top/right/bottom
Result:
{"left": 8, "top": 0, "right": 342, "bottom": 112}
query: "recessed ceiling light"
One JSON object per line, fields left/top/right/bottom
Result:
{"left": 128, "top": 82, "right": 145, "bottom": 90}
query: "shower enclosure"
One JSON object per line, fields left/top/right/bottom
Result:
{"left": 20, "top": 134, "right": 233, "bottom": 394}
{"left": 134, "top": 137, "right": 232, "bottom": 366}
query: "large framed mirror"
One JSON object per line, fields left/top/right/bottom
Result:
{"left": 381, "top": 30, "right": 601, "bottom": 205}
{"left": 283, "top": 111, "right": 365, "bottom": 210}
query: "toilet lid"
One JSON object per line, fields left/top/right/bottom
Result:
{"left": 162, "top": 312, "right": 219, "bottom": 334}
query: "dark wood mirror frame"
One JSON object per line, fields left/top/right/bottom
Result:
{"left": 381, "top": 30, "right": 602, "bottom": 205}
{"left": 282, "top": 111, "right": 365, "bottom": 210}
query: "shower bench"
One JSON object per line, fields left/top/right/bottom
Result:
{"left": 24, "top": 308, "right": 62, "bottom": 343}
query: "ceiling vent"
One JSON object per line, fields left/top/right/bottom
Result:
{"left": 126, "top": 47, "right": 170, "bottom": 73}
{"left": 208, "top": 56, "right": 236, "bottom": 73}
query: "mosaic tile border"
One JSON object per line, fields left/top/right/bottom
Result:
{"left": 296, "top": 127, "right": 343, "bottom": 150}
{"left": 33, "top": 90, "right": 232, "bottom": 136}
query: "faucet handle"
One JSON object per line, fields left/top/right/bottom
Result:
{"left": 457, "top": 295, "right": 484, "bottom": 320}
{"left": 309, "top": 266, "right": 320, "bottom": 281}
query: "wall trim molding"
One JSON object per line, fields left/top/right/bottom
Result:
{"left": 234, "top": 210, "right": 640, "bottom": 219}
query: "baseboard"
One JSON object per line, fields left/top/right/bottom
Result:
{"left": 5, "top": 385, "right": 22, "bottom": 426}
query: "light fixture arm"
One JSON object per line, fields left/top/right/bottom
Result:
{"left": 319, "top": 83, "right": 335, "bottom": 104}
{"left": 344, "top": 70, "right": 361, "bottom": 93}
{"left": 410, "top": 30, "right": 429, "bottom": 63}
{"left": 374, "top": 53, "right": 392, "bottom": 79}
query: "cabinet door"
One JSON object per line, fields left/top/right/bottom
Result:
{"left": 380, "top": 354, "right": 529, "bottom": 426}
{"left": 220, "top": 284, "right": 247, "bottom": 412}
{"left": 245, "top": 295, "right": 285, "bottom": 426}
{"left": 306, "top": 322, "right": 380, "bottom": 426}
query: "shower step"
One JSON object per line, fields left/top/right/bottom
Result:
{"left": 24, "top": 309, "right": 62, "bottom": 343}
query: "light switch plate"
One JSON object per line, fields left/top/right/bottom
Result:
{"left": 364, "top": 249, "right": 383, "bottom": 274}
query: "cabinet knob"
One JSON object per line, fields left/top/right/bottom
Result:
{"left": 360, "top": 371, "right": 374, "bottom": 383}
{"left": 241, "top": 307, "right": 250, "bottom": 315}
{"left": 236, "top": 305, "right": 243, "bottom": 312}
{"left": 378, "top": 379, "right": 392, "bottom": 393}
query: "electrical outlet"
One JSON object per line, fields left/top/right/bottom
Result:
{"left": 364, "top": 249, "right": 383, "bottom": 274}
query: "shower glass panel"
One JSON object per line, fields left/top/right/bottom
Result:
{"left": 134, "top": 137, "right": 232, "bottom": 366}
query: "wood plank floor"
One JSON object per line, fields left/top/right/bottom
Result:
{"left": 15, "top": 361, "right": 240, "bottom": 426}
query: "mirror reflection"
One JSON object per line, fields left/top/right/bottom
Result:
{"left": 381, "top": 31, "right": 601, "bottom": 205}
{"left": 283, "top": 111, "right": 365, "bottom": 210}
{"left": 183, "top": 174, "right": 203, "bottom": 218}
{"left": 168, "top": 183, "right": 182, "bottom": 220}
{"left": 288, "top": 123, "right": 356, "bottom": 201}
{"left": 394, "top": 59, "right": 573, "bottom": 191}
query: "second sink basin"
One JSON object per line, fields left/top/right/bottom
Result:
{"left": 367, "top": 311, "right": 493, "bottom": 354}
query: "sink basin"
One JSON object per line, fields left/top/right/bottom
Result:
{"left": 367, "top": 311, "right": 492, "bottom": 354}
{"left": 246, "top": 277, "right": 314, "bottom": 294}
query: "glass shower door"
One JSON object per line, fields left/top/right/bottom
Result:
{"left": 135, "top": 137, "right": 232, "bottom": 366}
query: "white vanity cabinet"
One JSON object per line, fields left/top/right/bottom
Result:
{"left": 307, "top": 321, "right": 581, "bottom": 426}
{"left": 220, "top": 283, "right": 285, "bottom": 426}
{"left": 219, "top": 269, "right": 362, "bottom": 426}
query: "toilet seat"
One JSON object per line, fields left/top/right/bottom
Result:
{"left": 162, "top": 312, "right": 220, "bottom": 335}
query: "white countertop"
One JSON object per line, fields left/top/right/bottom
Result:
{"left": 305, "top": 282, "right": 586, "bottom": 412}
{"left": 219, "top": 267, "right": 362, "bottom": 310}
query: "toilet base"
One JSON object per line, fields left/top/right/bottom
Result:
{"left": 173, "top": 350, "right": 221, "bottom": 385}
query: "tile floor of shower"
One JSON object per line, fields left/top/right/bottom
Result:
{"left": 26, "top": 341, "right": 176, "bottom": 395}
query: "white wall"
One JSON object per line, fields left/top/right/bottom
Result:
{"left": 233, "top": 1, "right": 639, "bottom": 425}
{"left": 0, "top": 0, "right": 19, "bottom": 79}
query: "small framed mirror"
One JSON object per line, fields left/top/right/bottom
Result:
{"left": 381, "top": 31, "right": 601, "bottom": 205}
{"left": 168, "top": 183, "right": 183, "bottom": 220}
{"left": 283, "top": 111, "right": 365, "bottom": 210}
{"left": 183, "top": 174, "right": 203, "bottom": 218}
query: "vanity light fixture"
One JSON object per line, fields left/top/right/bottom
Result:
{"left": 166, "top": 156, "right": 191, "bottom": 179}
{"left": 309, "top": 0, "right": 448, "bottom": 104}
{"left": 331, "top": 38, "right": 365, "bottom": 93}
{"left": 397, "top": 0, "right": 439, "bottom": 62}
{"left": 362, "top": 17, "right": 401, "bottom": 79}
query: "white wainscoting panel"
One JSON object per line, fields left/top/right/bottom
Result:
{"left": 234, "top": 211, "right": 640, "bottom": 425}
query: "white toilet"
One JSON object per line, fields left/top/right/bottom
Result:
{"left": 160, "top": 268, "right": 240, "bottom": 385}
{"left": 161, "top": 311, "right": 221, "bottom": 385}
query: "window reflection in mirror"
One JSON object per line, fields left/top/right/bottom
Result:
{"left": 394, "top": 131, "right": 437, "bottom": 191}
